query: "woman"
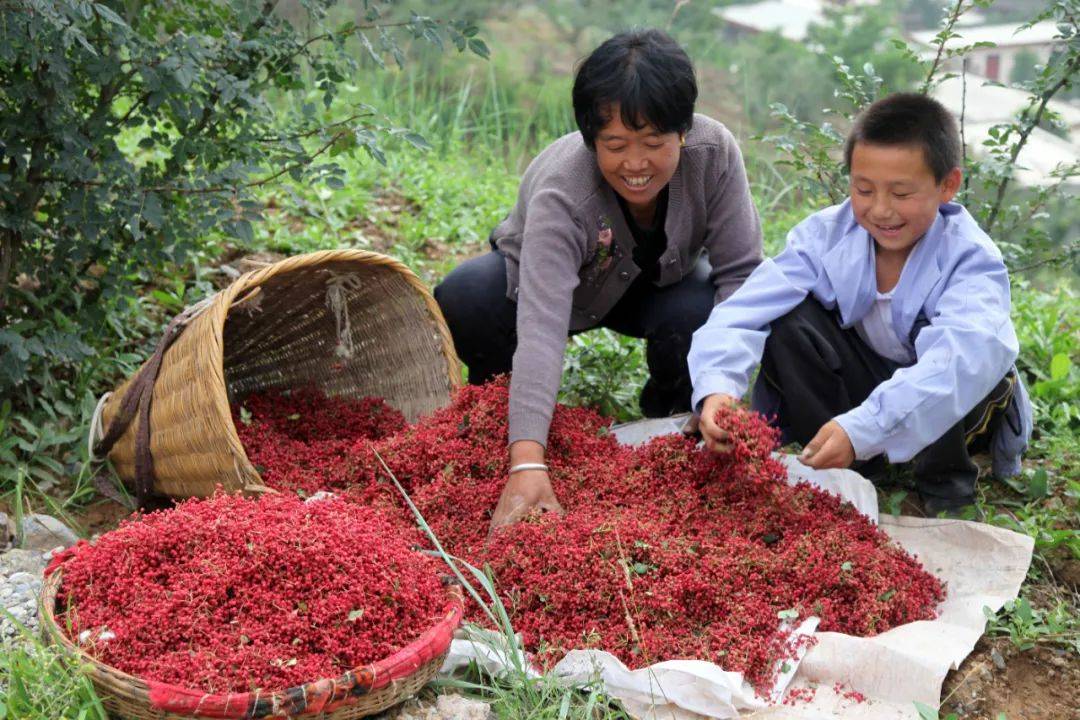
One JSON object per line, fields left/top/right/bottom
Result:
{"left": 434, "top": 29, "right": 763, "bottom": 529}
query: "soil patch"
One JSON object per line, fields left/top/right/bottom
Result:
{"left": 941, "top": 638, "right": 1079, "bottom": 719}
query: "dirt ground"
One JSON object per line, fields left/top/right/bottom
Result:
{"left": 941, "top": 638, "right": 1079, "bottom": 720}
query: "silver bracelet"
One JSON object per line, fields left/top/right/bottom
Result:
{"left": 509, "top": 463, "right": 549, "bottom": 474}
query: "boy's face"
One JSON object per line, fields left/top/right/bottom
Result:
{"left": 849, "top": 142, "right": 962, "bottom": 256}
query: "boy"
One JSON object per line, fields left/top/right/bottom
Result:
{"left": 688, "top": 93, "right": 1032, "bottom": 515}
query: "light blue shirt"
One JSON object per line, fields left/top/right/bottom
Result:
{"left": 689, "top": 200, "right": 1032, "bottom": 476}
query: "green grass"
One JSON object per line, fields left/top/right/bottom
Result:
{"left": 0, "top": 622, "right": 107, "bottom": 720}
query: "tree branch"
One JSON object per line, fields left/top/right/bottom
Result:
{"left": 0, "top": 229, "right": 16, "bottom": 315}
{"left": 1012, "top": 240, "right": 1080, "bottom": 274}
{"left": 984, "top": 50, "right": 1080, "bottom": 231}
{"left": 921, "top": 0, "right": 972, "bottom": 94}
{"left": 42, "top": 127, "right": 351, "bottom": 195}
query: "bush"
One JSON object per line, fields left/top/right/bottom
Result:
{"left": 0, "top": 0, "right": 487, "bottom": 492}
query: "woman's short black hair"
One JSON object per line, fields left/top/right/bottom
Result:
{"left": 572, "top": 29, "right": 697, "bottom": 149}
{"left": 844, "top": 93, "right": 961, "bottom": 182}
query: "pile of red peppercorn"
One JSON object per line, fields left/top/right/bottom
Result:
{"left": 56, "top": 381, "right": 943, "bottom": 697}
{"left": 231, "top": 381, "right": 945, "bottom": 694}
{"left": 51, "top": 493, "right": 447, "bottom": 694}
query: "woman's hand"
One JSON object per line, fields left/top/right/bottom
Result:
{"left": 798, "top": 420, "right": 855, "bottom": 470}
{"left": 489, "top": 470, "right": 564, "bottom": 532}
{"left": 489, "top": 440, "right": 565, "bottom": 533}
{"left": 697, "top": 393, "right": 739, "bottom": 453}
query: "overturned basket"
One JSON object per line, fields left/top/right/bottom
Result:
{"left": 41, "top": 569, "right": 464, "bottom": 719}
{"left": 93, "top": 250, "right": 462, "bottom": 502}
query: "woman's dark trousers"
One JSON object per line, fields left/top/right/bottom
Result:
{"left": 433, "top": 249, "right": 715, "bottom": 418}
{"left": 758, "top": 298, "right": 1014, "bottom": 511}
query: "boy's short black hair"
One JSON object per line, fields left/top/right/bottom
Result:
{"left": 572, "top": 29, "right": 697, "bottom": 149}
{"left": 844, "top": 93, "right": 961, "bottom": 182}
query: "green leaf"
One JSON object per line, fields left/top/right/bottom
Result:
{"left": 403, "top": 132, "right": 431, "bottom": 151}
{"left": 94, "top": 3, "right": 128, "bottom": 27}
{"left": 347, "top": 609, "right": 364, "bottom": 622}
{"left": 1049, "top": 353, "right": 1071, "bottom": 381}
{"left": 913, "top": 701, "right": 940, "bottom": 720}
{"left": 1026, "top": 469, "right": 1049, "bottom": 500}
{"left": 878, "top": 589, "right": 896, "bottom": 602}
{"left": 841, "top": 561, "right": 853, "bottom": 571}
{"left": 777, "top": 608, "right": 799, "bottom": 620}
{"left": 1014, "top": 597, "right": 1033, "bottom": 623}
{"left": 142, "top": 192, "right": 164, "bottom": 229}
{"left": 467, "top": 38, "right": 490, "bottom": 59}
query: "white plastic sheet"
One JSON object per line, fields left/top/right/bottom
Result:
{"left": 440, "top": 416, "right": 1034, "bottom": 719}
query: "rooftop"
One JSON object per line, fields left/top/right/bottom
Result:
{"left": 712, "top": 0, "right": 825, "bottom": 42}
{"left": 932, "top": 75, "right": 1080, "bottom": 130}
{"left": 910, "top": 20, "right": 1063, "bottom": 49}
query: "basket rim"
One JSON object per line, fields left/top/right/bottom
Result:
{"left": 41, "top": 567, "right": 464, "bottom": 719}
{"left": 105, "top": 249, "right": 463, "bottom": 496}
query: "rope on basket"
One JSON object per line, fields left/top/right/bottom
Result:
{"left": 90, "top": 287, "right": 266, "bottom": 508}
{"left": 92, "top": 296, "right": 218, "bottom": 508}
{"left": 326, "top": 272, "right": 362, "bottom": 359}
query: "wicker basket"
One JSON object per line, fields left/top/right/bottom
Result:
{"left": 41, "top": 570, "right": 465, "bottom": 719}
{"left": 95, "top": 250, "right": 462, "bottom": 500}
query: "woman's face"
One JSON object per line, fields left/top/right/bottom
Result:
{"left": 594, "top": 104, "right": 682, "bottom": 218}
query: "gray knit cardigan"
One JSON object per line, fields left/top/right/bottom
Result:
{"left": 492, "top": 114, "right": 764, "bottom": 446}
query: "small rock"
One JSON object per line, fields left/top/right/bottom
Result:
{"left": 1048, "top": 654, "right": 1068, "bottom": 669}
{"left": 18, "top": 514, "right": 79, "bottom": 552}
{"left": 990, "top": 647, "right": 1007, "bottom": 671}
{"left": 304, "top": 491, "right": 337, "bottom": 503}
{"left": 0, "top": 512, "right": 13, "bottom": 550}
{"left": 435, "top": 695, "right": 490, "bottom": 720}
{"left": 0, "top": 549, "right": 49, "bottom": 576}
{"left": 8, "top": 571, "right": 38, "bottom": 585}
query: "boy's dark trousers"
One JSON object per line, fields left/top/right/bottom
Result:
{"left": 759, "top": 298, "right": 1015, "bottom": 509}
{"left": 434, "top": 249, "right": 716, "bottom": 417}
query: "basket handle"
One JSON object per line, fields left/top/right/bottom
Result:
{"left": 94, "top": 300, "right": 209, "bottom": 507}
{"left": 93, "top": 315, "right": 186, "bottom": 507}
{"left": 94, "top": 288, "right": 263, "bottom": 507}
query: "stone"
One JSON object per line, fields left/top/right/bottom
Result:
{"left": 18, "top": 514, "right": 79, "bottom": 552}
{"left": 0, "top": 512, "right": 13, "bottom": 550}
{"left": 7, "top": 571, "right": 37, "bottom": 585}
{"left": 389, "top": 694, "right": 491, "bottom": 720}
{"left": 434, "top": 695, "right": 490, "bottom": 720}
{"left": 0, "top": 549, "right": 48, "bottom": 576}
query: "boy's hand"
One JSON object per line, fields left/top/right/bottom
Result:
{"left": 698, "top": 393, "right": 739, "bottom": 453}
{"left": 799, "top": 420, "right": 855, "bottom": 470}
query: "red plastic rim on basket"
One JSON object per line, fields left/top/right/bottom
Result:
{"left": 42, "top": 568, "right": 463, "bottom": 719}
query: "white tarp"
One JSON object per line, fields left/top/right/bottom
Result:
{"left": 440, "top": 416, "right": 1034, "bottom": 719}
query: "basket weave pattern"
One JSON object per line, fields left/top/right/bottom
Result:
{"left": 100, "top": 250, "right": 462, "bottom": 499}
{"left": 41, "top": 571, "right": 464, "bottom": 719}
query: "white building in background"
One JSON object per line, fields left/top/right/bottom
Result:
{"left": 712, "top": 0, "right": 884, "bottom": 42}
{"left": 712, "top": 0, "right": 828, "bottom": 42}
{"left": 931, "top": 75, "right": 1080, "bottom": 188}
{"left": 712, "top": 3, "right": 1079, "bottom": 187}
{"left": 910, "top": 21, "right": 1064, "bottom": 83}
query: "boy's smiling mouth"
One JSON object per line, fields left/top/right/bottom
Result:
{"left": 873, "top": 222, "right": 905, "bottom": 238}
